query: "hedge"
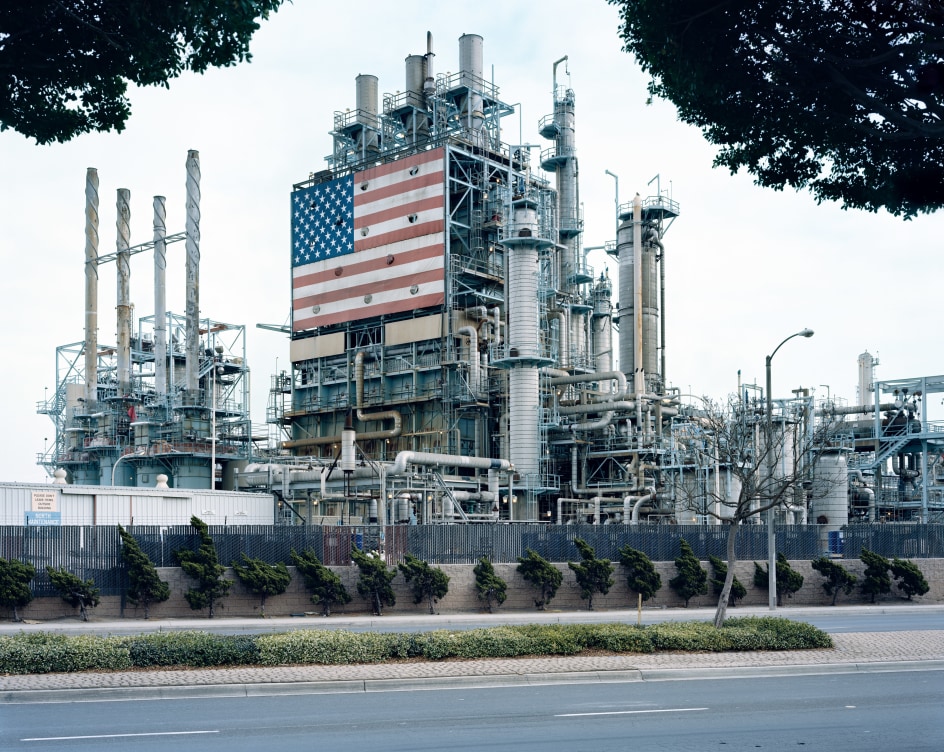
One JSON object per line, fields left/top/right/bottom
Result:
{"left": 0, "top": 618, "right": 832, "bottom": 674}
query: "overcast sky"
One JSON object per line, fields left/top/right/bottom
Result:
{"left": 2, "top": 1, "right": 940, "bottom": 483}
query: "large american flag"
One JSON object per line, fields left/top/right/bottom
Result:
{"left": 291, "top": 148, "right": 446, "bottom": 331}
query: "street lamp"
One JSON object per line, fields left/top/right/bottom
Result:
{"left": 765, "top": 327, "right": 814, "bottom": 610}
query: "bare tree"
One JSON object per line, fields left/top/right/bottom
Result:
{"left": 671, "top": 395, "right": 838, "bottom": 627}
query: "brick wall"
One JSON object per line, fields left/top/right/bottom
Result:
{"left": 9, "top": 557, "right": 943, "bottom": 621}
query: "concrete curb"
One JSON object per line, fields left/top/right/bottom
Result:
{"left": 4, "top": 660, "right": 943, "bottom": 703}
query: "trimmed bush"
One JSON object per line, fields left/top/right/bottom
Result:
{"left": 231, "top": 554, "right": 291, "bottom": 617}
{"left": 617, "top": 545, "right": 661, "bottom": 603}
{"left": 124, "top": 631, "right": 260, "bottom": 667}
{"left": 860, "top": 548, "right": 892, "bottom": 603}
{"left": 0, "top": 557, "right": 36, "bottom": 622}
{"left": 568, "top": 538, "right": 614, "bottom": 611}
{"left": 753, "top": 554, "right": 804, "bottom": 606}
{"left": 516, "top": 548, "right": 563, "bottom": 610}
{"left": 0, "top": 619, "right": 834, "bottom": 675}
{"left": 811, "top": 556, "right": 857, "bottom": 606}
{"left": 0, "top": 632, "right": 131, "bottom": 674}
{"left": 398, "top": 554, "right": 450, "bottom": 614}
{"left": 890, "top": 558, "right": 929, "bottom": 600}
{"left": 351, "top": 548, "right": 397, "bottom": 616}
{"left": 291, "top": 548, "right": 351, "bottom": 616}
{"left": 669, "top": 539, "right": 708, "bottom": 607}
{"left": 709, "top": 555, "right": 747, "bottom": 606}
{"left": 473, "top": 557, "right": 507, "bottom": 613}
{"left": 46, "top": 566, "right": 100, "bottom": 621}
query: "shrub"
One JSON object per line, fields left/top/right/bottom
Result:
{"left": 118, "top": 525, "right": 170, "bottom": 619}
{"left": 516, "top": 548, "right": 563, "bottom": 610}
{"left": 890, "top": 558, "right": 929, "bottom": 600}
{"left": 125, "top": 631, "right": 260, "bottom": 667}
{"left": 231, "top": 554, "right": 291, "bottom": 617}
{"left": 669, "top": 539, "right": 708, "bottom": 607}
{"left": 0, "top": 632, "right": 131, "bottom": 674}
{"left": 46, "top": 566, "right": 100, "bottom": 621}
{"left": 174, "top": 516, "right": 231, "bottom": 618}
{"left": 709, "top": 555, "right": 747, "bottom": 606}
{"left": 0, "top": 557, "right": 36, "bottom": 622}
{"left": 617, "top": 545, "right": 661, "bottom": 603}
{"left": 567, "top": 538, "right": 614, "bottom": 610}
{"left": 291, "top": 548, "right": 351, "bottom": 616}
{"left": 860, "top": 549, "right": 892, "bottom": 603}
{"left": 473, "top": 557, "right": 507, "bottom": 613}
{"left": 753, "top": 554, "right": 804, "bottom": 606}
{"left": 811, "top": 556, "right": 857, "bottom": 606}
{"left": 351, "top": 548, "right": 397, "bottom": 616}
{"left": 398, "top": 554, "right": 450, "bottom": 614}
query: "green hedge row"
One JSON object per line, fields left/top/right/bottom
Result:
{"left": 0, "top": 617, "right": 832, "bottom": 675}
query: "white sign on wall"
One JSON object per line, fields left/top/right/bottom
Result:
{"left": 31, "top": 490, "right": 58, "bottom": 512}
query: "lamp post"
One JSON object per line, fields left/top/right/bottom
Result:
{"left": 765, "top": 328, "right": 814, "bottom": 610}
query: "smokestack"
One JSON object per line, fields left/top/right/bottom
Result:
{"left": 153, "top": 196, "right": 167, "bottom": 399}
{"left": 185, "top": 150, "right": 201, "bottom": 396}
{"left": 84, "top": 168, "right": 99, "bottom": 406}
{"left": 116, "top": 188, "right": 132, "bottom": 396}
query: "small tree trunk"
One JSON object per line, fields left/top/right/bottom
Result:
{"left": 713, "top": 520, "right": 741, "bottom": 628}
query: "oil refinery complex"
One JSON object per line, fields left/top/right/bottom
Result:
{"left": 25, "top": 33, "right": 944, "bottom": 533}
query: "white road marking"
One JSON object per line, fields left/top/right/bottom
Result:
{"left": 23, "top": 730, "right": 220, "bottom": 742}
{"left": 556, "top": 707, "right": 708, "bottom": 717}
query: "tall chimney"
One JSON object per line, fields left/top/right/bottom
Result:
{"left": 84, "top": 168, "right": 99, "bottom": 405}
{"left": 153, "top": 195, "right": 167, "bottom": 400}
{"left": 185, "top": 150, "right": 201, "bottom": 396}
{"left": 116, "top": 188, "right": 132, "bottom": 396}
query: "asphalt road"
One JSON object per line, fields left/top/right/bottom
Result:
{"left": 3, "top": 670, "right": 942, "bottom": 751}
{"left": 3, "top": 604, "right": 939, "bottom": 637}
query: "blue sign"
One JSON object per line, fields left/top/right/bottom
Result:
{"left": 25, "top": 511, "right": 61, "bottom": 526}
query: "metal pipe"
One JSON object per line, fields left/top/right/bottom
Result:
{"left": 84, "top": 168, "right": 99, "bottom": 406}
{"left": 633, "top": 194, "right": 644, "bottom": 396}
{"left": 457, "top": 326, "right": 480, "bottom": 395}
{"left": 387, "top": 451, "right": 512, "bottom": 476}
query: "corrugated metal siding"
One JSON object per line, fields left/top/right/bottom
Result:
{"left": 0, "top": 483, "right": 274, "bottom": 526}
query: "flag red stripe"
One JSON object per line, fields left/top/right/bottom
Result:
{"left": 353, "top": 171, "right": 443, "bottom": 205}
{"left": 293, "top": 292, "right": 445, "bottom": 329}
{"left": 355, "top": 219, "right": 444, "bottom": 252}
{"left": 293, "top": 242, "right": 442, "bottom": 288}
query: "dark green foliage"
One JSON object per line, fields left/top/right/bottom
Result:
{"left": 126, "top": 631, "right": 260, "bottom": 667}
{"left": 860, "top": 548, "right": 892, "bottom": 603}
{"left": 118, "top": 525, "right": 169, "bottom": 619}
{"left": 46, "top": 567, "right": 100, "bottom": 622}
{"left": 753, "top": 554, "right": 804, "bottom": 606}
{"left": 709, "top": 555, "right": 746, "bottom": 607}
{"left": 0, "top": 619, "right": 834, "bottom": 674}
{"left": 174, "top": 515, "right": 231, "bottom": 618}
{"left": 516, "top": 548, "right": 563, "bottom": 611}
{"left": 473, "top": 557, "right": 507, "bottom": 613}
{"left": 669, "top": 539, "right": 708, "bottom": 607}
{"left": 607, "top": 0, "right": 944, "bottom": 217}
{"left": 351, "top": 548, "right": 397, "bottom": 616}
{"left": 890, "top": 558, "right": 930, "bottom": 600}
{"left": 398, "top": 554, "right": 450, "bottom": 615}
{"left": 2, "top": 0, "right": 286, "bottom": 143}
{"left": 567, "top": 538, "right": 614, "bottom": 611}
{"left": 231, "top": 554, "right": 291, "bottom": 617}
{"left": 0, "top": 558, "right": 35, "bottom": 622}
{"left": 811, "top": 556, "right": 857, "bottom": 606}
{"left": 617, "top": 545, "right": 661, "bottom": 602}
{"left": 291, "top": 549, "right": 351, "bottom": 616}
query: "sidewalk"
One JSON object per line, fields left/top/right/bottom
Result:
{"left": 2, "top": 606, "right": 943, "bottom": 700}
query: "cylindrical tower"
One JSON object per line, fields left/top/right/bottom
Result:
{"left": 458, "top": 33, "right": 484, "bottom": 131}
{"left": 116, "top": 188, "right": 132, "bottom": 396}
{"left": 811, "top": 450, "right": 850, "bottom": 553}
{"left": 153, "top": 196, "right": 167, "bottom": 400}
{"left": 84, "top": 168, "right": 99, "bottom": 406}
{"left": 185, "top": 150, "right": 201, "bottom": 397}
{"left": 858, "top": 351, "right": 875, "bottom": 408}
{"left": 591, "top": 271, "right": 612, "bottom": 374}
{"left": 355, "top": 74, "right": 380, "bottom": 153}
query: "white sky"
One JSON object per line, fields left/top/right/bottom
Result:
{"left": 1, "top": 1, "right": 940, "bottom": 483}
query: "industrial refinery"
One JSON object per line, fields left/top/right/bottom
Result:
{"left": 32, "top": 32, "right": 944, "bottom": 532}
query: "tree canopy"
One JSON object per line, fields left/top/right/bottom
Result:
{"left": 1, "top": 0, "right": 284, "bottom": 144}
{"left": 607, "top": 0, "right": 944, "bottom": 217}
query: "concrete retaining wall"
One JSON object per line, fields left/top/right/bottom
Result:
{"left": 8, "top": 558, "right": 944, "bottom": 621}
